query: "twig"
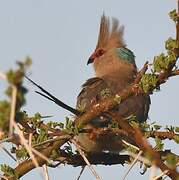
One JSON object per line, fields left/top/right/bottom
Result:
{"left": 77, "top": 166, "right": 85, "bottom": 180}
{"left": 43, "top": 164, "right": 50, "bottom": 180}
{"left": 134, "top": 61, "right": 149, "bottom": 83}
{"left": 153, "top": 170, "right": 169, "bottom": 180}
{"left": 149, "top": 164, "right": 157, "bottom": 180}
{"left": 0, "top": 136, "right": 13, "bottom": 144}
{"left": 14, "top": 135, "right": 70, "bottom": 178}
{"left": 176, "top": 0, "right": 179, "bottom": 43}
{"left": 0, "top": 71, "right": 6, "bottom": 80}
{"left": 122, "top": 151, "right": 143, "bottom": 180}
{"left": 0, "top": 131, "right": 5, "bottom": 141}
{"left": 13, "top": 122, "right": 39, "bottom": 168}
{"left": 145, "top": 131, "right": 179, "bottom": 141}
{"left": 29, "top": 132, "right": 52, "bottom": 164}
{"left": 33, "top": 135, "right": 71, "bottom": 148}
{"left": 71, "top": 139, "right": 102, "bottom": 180}
{"left": 25, "top": 76, "right": 80, "bottom": 115}
{"left": 9, "top": 85, "right": 17, "bottom": 137}
{"left": 31, "top": 148, "right": 52, "bottom": 164}
{"left": 122, "top": 140, "right": 140, "bottom": 151}
{"left": 171, "top": 69, "right": 179, "bottom": 76}
{"left": 0, "top": 175, "right": 8, "bottom": 180}
{"left": 29, "top": 133, "right": 32, "bottom": 147}
{"left": 128, "top": 152, "right": 151, "bottom": 166}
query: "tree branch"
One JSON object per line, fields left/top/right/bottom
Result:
{"left": 14, "top": 135, "right": 71, "bottom": 178}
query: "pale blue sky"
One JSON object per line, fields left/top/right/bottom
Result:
{"left": 0, "top": 0, "right": 178, "bottom": 179}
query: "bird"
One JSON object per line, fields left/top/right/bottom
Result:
{"left": 26, "top": 14, "right": 150, "bottom": 154}
{"left": 74, "top": 14, "right": 150, "bottom": 153}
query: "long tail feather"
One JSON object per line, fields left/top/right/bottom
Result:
{"left": 25, "top": 76, "right": 80, "bottom": 115}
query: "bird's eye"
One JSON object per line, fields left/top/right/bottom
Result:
{"left": 96, "top": 49, "right": 105, "bottom": 57}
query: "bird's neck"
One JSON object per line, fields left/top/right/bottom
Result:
{"left": 95, "top": 61, "right": 137, "bottom": 82}
{"left": 96, "top": 65, "right": 137, "bottom": 93}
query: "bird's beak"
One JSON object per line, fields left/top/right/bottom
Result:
{"left": 87, "top": 58, "right": 94, "bottom": 65}
{"left": 87, "top": 53, "right": 96, "bottom": 65}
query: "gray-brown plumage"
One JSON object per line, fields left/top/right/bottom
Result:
{"left": 75, "top": 15, "right": 150, "bottom": 153}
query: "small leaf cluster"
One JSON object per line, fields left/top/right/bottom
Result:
{"left": 154, "top": 137, "right": 164, "bottom": 151}
{"left": 139, "top": 74, "right": 158, "bottom": 93}
{"left": 169, "top": 9, "right": 178, "bottom": 22}
{"left": 0, "top": 100, "right": 11, "bottom": 132}
{"left": 6, "top": 58, "right": 32, "bottom": 110}
{"left": 47, "top": 121, "right": 64, "bottom": 129}
{"left": 0, "top": 164, "right": 18, "bottom": 179}
{"left": 62, "top": 117, "right": 79, "bottom": 135}
{"left": 0, "top": 58, "right": 31, "bottom": 133}
{"left": 114, "top": 94, "right": 122, "bottom": 104}
{"left": 153, "top": 37, "right": 178, "bottom": 73}
{"left": 165, "top": 153, "right": 179, "bottom": 169}
{"left": 15, "top": 146, "right": 29, "bottom": 161}
{"left": 141, "top": 121, "right": 162, "bottom": 132}
{"left": 76, "top": 102, "right": 86, "bottom": 113}
{"left": 100, "top": 88, "right": 111, "bottom": 98}
{"left": 153, "top": 53, "right": 174, "bottom": 73}
{"left": 165, "top": 125, "right": 179, "bottom": 144}
{"left": 33, "top": 129, "right": 49, "bottom": 145}
{"left": 30, "top": 113, "right": 42, "bottom": 129}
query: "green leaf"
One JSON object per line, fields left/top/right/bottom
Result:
{"left": 153, "top": 124, "right": 162, "bottom": 130}
{"left": 139, "top": 74, "right": 157, "bottom": 93}
{"left": 153, "top": 52, "right": 176, "bottom": 73}
{"left": 114, "top": 94, "right": 121, "bottom": 104}
{"left": 174, "top": 135, "right": 179, "bottom": 144}
{"left": 175, "top": 127, "right": 179, "bottom": 133}
{"left": 76, "top": 102, "right": 86, "bottom": 113}
{"left": 36, "top": 129, "right": 49, "bottom": 144}
{"left": 47, "top": 121, "right": 64, "bottom": 129}
{"left": 166, "top": 153, "right": 178, "bottom": 169}
{"left": 165, "top": 125, "right": 175, "bottom": 132}
{"left": 100, "top": 88, "right": 111, "bottom": 98}
{"left": 0, "top": 164, "right": 18, "bottom": 179}
{"left": 169, "top": 9, "right": 178, "bottom": 22}
{"left": 64, "top": 117, "right": 79, "bottom": 135}
{"left": 15, "top": 147, "right": 29, "bottom": 160}
{"left": 154, "top": 137, "right": 164, "bottom": 151}
{"left": 50, "top": 150, "right": 59, "bottom": 159}
{"left": 165, "top": 37, "right": 178, "bottom": 51}
{"left": 0, "top": 100, "right": 11, "bottom": 132}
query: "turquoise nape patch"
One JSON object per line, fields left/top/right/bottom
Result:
{"left": 116, "top": 47, "right": 135, "bottom": 64}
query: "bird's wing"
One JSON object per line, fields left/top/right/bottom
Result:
{"left": 117, "top": 94, "right": 151, "bottom": 122}
{"left": 77, "top": 77, "right": 150, "bottom": 122}
{"left": 77, "top": 77, "right": 110, "bottom": 111}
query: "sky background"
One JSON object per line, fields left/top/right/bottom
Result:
{"left": 0, "top": 0, "right": 178, "bottom": 179}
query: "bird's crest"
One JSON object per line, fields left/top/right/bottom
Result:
{"left": 96, "top": 14, "right": 125, "bottom": 50}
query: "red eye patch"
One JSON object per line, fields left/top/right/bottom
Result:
{"left": 96, "top": 49, "right": 105, "bottom": 57}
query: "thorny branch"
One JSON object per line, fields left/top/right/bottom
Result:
{"left": 110, "top": 113, "right": 179, "bottom": 179}
{"left": 11, "top": 53, "right": 179, "bottom": 179}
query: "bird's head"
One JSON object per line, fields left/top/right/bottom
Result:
{"left": 87, "top": 48, "right": 106, "bottom": 65}
{"left": 87, "top": 14, "right": 136, "bottom": 77}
